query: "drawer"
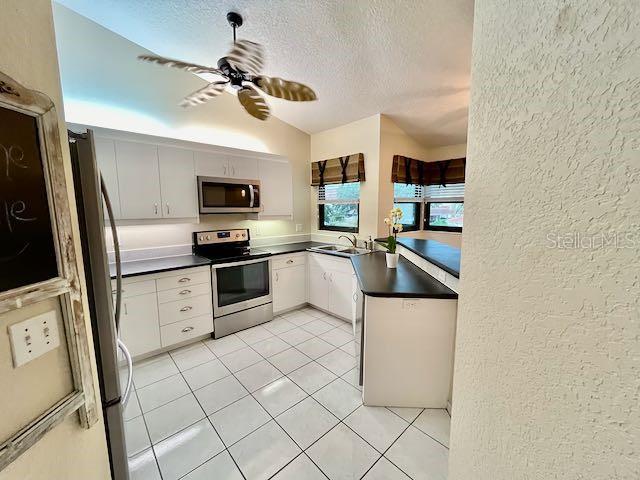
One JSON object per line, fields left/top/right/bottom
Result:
{"left": 160, "top": 314, "right": 213, "bottom": 347}
{"left": 156, "top": 269, "right": 210, "bottom": 291}
{"left": 157, "top": 283, "right": 212, "bottom": 304}
{"left": 111, "top": 279, "right": 156, "bottom": 298}
{"left": 272, "top": 253, "right": 307, "bottom": 270}
{"left": 158, "top": 294, "right": 212, "bottom": 326}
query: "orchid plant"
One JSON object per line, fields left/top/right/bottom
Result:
{"left": 381, "top": 207, "right": 403, "bottom": 254}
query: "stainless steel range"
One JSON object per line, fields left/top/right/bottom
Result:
{"left": 193, "top": 229, "right": 273, "bottom": 338}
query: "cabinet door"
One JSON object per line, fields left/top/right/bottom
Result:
{"left": 94, "top": 136, "right": 121, "bottom": 219}
{"left": 119, "top": 292, "right": 161, "bottom": 357}
{"left": 115, "top": 140, "right": 162, "bottom": 219}
{"left": 328, "top": 269, "right": 355, "bottom": 320}
{"left": 258, "top": 159, "right": 293, "bottom": 217}
{"left": 273, "top": 265, "right": 306, "bottom": 313}
{"left": 158, "top": 146, "right": 197, "bottom": 218}
{"left": 229, "top": 156, "right": 258, "bottom": 179}
{"left": 194, "top": 150, "right": 229, "bottom": 178}
{"left": 308, "top": 262, "right": 329, "bottom": 310}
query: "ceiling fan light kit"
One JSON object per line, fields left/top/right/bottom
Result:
{"left": 138, "top": 12, "right": 317, "bottom": 121}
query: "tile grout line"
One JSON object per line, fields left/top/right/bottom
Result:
{"left": 133, "top": 307, "right": 439, "bottom": 480}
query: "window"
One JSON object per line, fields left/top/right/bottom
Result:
{"left": 318, "top": 182, "right": 360, "bottom": 232}
{"left": 424, "top": 183, "right": 465, "bottom": 232}
{"left": 393, "top": 183, "right": 423, "bottom": 231}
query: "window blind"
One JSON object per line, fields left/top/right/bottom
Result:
{"left": 425, "top": 183, "right": 465, "bottom": 200}
{"left": 318, "top": 183, "right": 360, "bottom": 205}
{"left": 394, "top": 183, "right": 423, "bottom": 201}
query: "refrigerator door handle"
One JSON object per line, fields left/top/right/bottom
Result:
{"left": 117, "top": 339, "right": 133, "bottom": 406}
{"left": 100, "top": 174, "right": 122, "bottom": 332}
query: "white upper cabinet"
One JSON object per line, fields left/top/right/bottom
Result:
{"left": 115, "top": 140, "right": 162, "bottom": 219}
{"left": 194, "top": 150, "right": 228, "bottom": 178}
{"left": 195, "top": 151, "right": 258, "bottom": 180}
{"left": 93, "top": 136, "right": 121, "bottom": 219}
{"left": 228, "top": 156, "right": 258, "bottom": 179}
{"left": 158, "top": 146, "right": 197, "bottom": 218}
{"left": 259, "top": 159, "right": 293, "bottom": 218}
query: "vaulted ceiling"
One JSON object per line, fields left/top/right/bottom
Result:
{"left": 55, "top": 0, "right": 473, "bottom": 146}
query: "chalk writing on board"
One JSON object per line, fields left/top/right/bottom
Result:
{"left": 0, "top": 105, "right": 58, "bottom": 292}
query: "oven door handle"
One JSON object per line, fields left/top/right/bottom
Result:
{"left": 249, "top": 184, "right": 255, "bottom": 207}
{"left": 211, "top": 256, "right": 273, "bottom": 269}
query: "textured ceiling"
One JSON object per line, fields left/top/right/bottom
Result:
{"left": 55, "top": 0, "right": 473, "bottom": 146}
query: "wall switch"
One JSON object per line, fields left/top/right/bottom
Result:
{"left": 8, "top": 310, "right": 60, "bottom": 368}
{"left": 296, "top": 224, "right": 303, "bottom": 233}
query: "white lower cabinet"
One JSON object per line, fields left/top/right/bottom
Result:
{"left": 307, "top": 253, "right": 357, "bottom": 321}
{"left": 272, "top": 254, "right": 307, "bottom": 314}
{"left": 114, "top": 266, "right": 213, "bottom": 358}
{"left": 119, "top": 292, "right": 161, "bottom": 357}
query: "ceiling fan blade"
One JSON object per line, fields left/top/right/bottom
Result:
{"left": 226, "top": 40, "right": 265, "bottom": 76}
{"left": 254, "top": 76, "right": 317, "bottom": 101}
{"left": 237, "top": 85, "right": 270, "bottom": 121}
{"left": 179, "top": 81, "right": 229, "bottom": 107}
{"left": 138, "top": 54, "right": 224, "bottom": 76}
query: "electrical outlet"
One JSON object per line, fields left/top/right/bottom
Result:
{"left": 8, "top": 310, "right": 60, "bottom": 368}
{"left": 296, "top": 224, "right": 303, "bottom": 233}
{"left": 402, "top": 299, "right": 419, "bottom": 310}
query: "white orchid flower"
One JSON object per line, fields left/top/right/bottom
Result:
{"left": 384, "top": 217, "right": 391, "bottom": 225}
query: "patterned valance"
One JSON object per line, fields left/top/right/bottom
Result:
{"left": 311, "top": 153, "right": 365, "bottom": 186}
{"left": 391, "top": 155, "right": 465, "bottom": 186}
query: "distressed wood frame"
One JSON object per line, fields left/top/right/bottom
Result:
{"left": 0, "top": 71, "right": 99, "bottom": 470}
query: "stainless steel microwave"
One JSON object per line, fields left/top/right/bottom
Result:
{"left": 197, "top": 176, "right": 261, "bottom": 214}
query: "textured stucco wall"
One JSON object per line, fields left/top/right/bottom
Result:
{"left": 450, "top": 1, "right": 640, "bottom": 479}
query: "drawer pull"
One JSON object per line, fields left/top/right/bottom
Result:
{"left": 181, "top": 326, "right": 194, "bottom": 333}
{"left": 178, "top": 277, "right": 191, "bottom": 283}
{"left": 286, "top": 259, "right": 294, "bottom": 264}
{"left": 179, "top": 289, "right": 192, "bottom": 295}
{"left": 180, "top": 306, "right": 193, "bottom": 312}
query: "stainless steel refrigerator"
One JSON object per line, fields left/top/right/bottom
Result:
{"left": 69, "top": 129, "right": 131, "bottom": 480}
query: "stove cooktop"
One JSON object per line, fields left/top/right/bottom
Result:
{"left": 197, "top": 247, "right": 271, "bottom": 265}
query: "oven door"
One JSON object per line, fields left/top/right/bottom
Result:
{"left": 212, "top": 258, "right": 272, "bottom": 317}
{"left": 198, "top": 176, "right": 261, "bottom": 213}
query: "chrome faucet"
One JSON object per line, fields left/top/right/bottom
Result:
{"left": 338, "top": 234, "right": 358, "bottom": 248}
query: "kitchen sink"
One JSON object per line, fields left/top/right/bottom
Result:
{"left": 309, "top": 245, "right": 370, "bottom": 257}
{"left": 313, "top": 245, "right": 343, "bottom": 251}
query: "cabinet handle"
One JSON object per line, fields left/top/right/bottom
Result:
{"left": 353, "top": 292, "right": 357, "bottom": 303}
{"left": 166, "top": 203, "right": 170, "bottom": 215}
{"left": 154, "top": 203, "right": 158, "bottom": 215}
{"left": 232, "top": 166, "right": 236, "bottom": 176}
{"left": 124, "top": 302, "right": 128, "bottom": 315}
{"left": 275, "top": 272, "right": 279, "bottom": 282}
{"left": 181, "top": 326, "right": 194, "bottom": 333}
{"left": 286, "top": 259, "right": 294, "bottom": 264}
{"left": 223, "top": 165, "right": 227, "bottom": 176}
{"left": 322, "top": 272, "right": 326, "bottom": 280}
{"left": 179, "top": 289, "right": 191, "bottom": 295}
{"left": 178, "top": 277, "right": 191, "bottom": 283}
{"left": 180, "top": 306, "right": 193, "bottom": 312}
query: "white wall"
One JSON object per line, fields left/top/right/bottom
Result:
{"left": 310, "top": 115, "right": 381, "bottom": 240}
{"left": 450, "top": 1, "right": 640, "bottom": 479}
{"left": 0, "top": 1, "right": 110, "bottom": 478}
{"left": 52, "top": 3, "right": 311, "bottom": 250}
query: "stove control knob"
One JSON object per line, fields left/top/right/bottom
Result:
{"left": 206, "top": 235, "right": 211, "bottom": 241}
{"left": 242, "top": 233, "right": 246, "bottom": 238}
{"left": 235, "top": 233, "right": 240, "bottom": 238}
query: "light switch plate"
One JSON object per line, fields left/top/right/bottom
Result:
{"left": 8, "top": 310, "right": 61, "bottom": 368}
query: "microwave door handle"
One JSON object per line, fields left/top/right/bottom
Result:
{"left": 249, "top": 184, "right": 255, "bottom": 207}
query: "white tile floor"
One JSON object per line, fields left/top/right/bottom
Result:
{"left": 124, "top": 306, "right": 450, "bottom": 480}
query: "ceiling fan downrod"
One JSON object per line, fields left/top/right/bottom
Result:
{"left": 226, "top": 11, "right": 243, "bottom": 44}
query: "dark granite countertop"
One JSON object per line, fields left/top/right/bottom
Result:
{"left": 375, "top": 237, "right": 461, "bottom": 278}
{"left": 351, "top": 252, "right": 457, "bottom": 299}
{"left": 109, "top": 254, "right": 211, "bottom": 279}
{"left": 261, "top": 241, "right": 328, "bottom": 255}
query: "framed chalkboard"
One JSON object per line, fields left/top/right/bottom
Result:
{"left": 0, "top": 71, "right": 99, "bottom": 470}
{"left": 0, "top": 105, "right": 59, "bottom": 292}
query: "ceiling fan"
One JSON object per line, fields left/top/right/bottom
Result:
{"left": 138, "top": 12, "right": 317, "bottom": 121}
